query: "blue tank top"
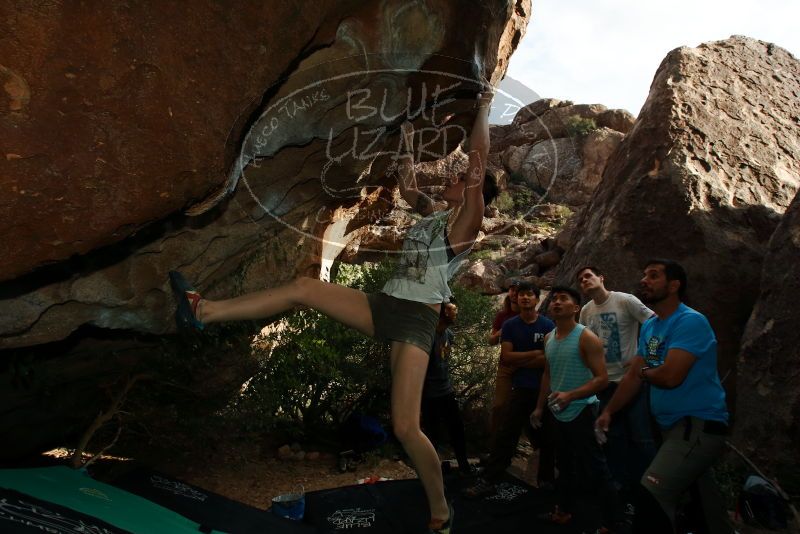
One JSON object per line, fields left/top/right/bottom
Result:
{"left": 545, "top": 324, "right": 599, "bottom": 422}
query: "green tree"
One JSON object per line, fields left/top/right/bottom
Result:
{"left": 565, "top": 114, "right": 598, "bottom": 137}
{"left": 225, "top": 261, "right": 500, "bottom": 441}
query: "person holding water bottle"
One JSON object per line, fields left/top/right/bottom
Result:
{"left": 576, "top": 266, "right": 656, "bottom": 520}
{"left": 531, "top": 286, "right": 620, "bottom": 532}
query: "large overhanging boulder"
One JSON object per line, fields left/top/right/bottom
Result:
{"left": 0, "top": 0, "right": 530, "bottom": 350}
{"left": 554, "top": 36, "right": 800, "bottom": 402}
{"left": 0, "top": 0, "right": 531, "bottom": 459}
{"left": 733, "top": 190, "right": 800, "bottom": 489}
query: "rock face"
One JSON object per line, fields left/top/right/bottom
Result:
{"left": 490, "top": 99, "right": 634, "bottom": 153}
{"left": 554, "top": 36, "right": 800, "bottom": 397}
{"left": 492, "top": 99, "right": 631, "bottom": 207}
{"left": 1, "top": 1, "right": 350, "bottom": 281}
{"left": 0, "top": 1, "right": 530, "bottom": 458}
{"left": 454, "top": 259, "right": 504, "bottom": 294}
{"left": 0, "top": 0, "right": 528, "bottom": 349}
{"left": 733, "top": 190, "right": 800, "bottom": 487}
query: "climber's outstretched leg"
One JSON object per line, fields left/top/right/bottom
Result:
{"left": 170, "top": 272, "right": 374, "bottom": 336}
{"left": 389, "top": 340, "right": 451, "bottom": 530}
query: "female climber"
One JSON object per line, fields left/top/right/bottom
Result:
{"left": 169, "top": 88, "right": 493, "bottom": 533}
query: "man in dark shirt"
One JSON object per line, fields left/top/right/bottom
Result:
{"left": 464, "top": 282, "right": 555, "bottom": 497}
{"left": 421, "top": 300, "right": 471, "bottom": 475}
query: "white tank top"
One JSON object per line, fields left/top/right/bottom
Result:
{"left": 381, "top": 210, "right": 471, "bottom": 304}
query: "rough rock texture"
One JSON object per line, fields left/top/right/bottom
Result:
{"left": 473, "top": 233, "right": 524, "bottom": 251}
{"left": 503, "top": 138, "right": 581, "bottom": 194}
{"left": 455, "top": 204, "right": 563, "bottom": 294}
{"left": 0, "top": 1, "right": 353, "bottom": 280}
{"left": 498, "top": 108, "right": 629, "bottom": 206}
{"left": 454, "top": 259, "right": 504, "bottom": 294}
{"left": 570, "top": 128, "right": 626, "bottom": 204}
{"left": 533, "top": 249, "right": 561, "bottom": 270}
{"left": 490, "top": 98, "right": 635, "bottom": 153}
{"left": 0, "top": 0, "right": 530, "bottom": 458}
{"left": 0, "top": 0, "right": 528, "bottom": 349}
{"left": 733, "top": 190, "right": 800, "bottom": 488}
{"left": 498, "top": 244, "right": 543, "bottom": 272}
{"left": 335, "top": 190, "right": 411, "bottom": 264}
{"left": 554, "top": 37, "right": 800, "bottom": 398}
{"left": 555, "top": 210, "right": 579, "bottom": 251}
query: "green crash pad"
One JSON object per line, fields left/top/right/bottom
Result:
{"left": 0, "top": 466, "right": 224, "bottom": 533}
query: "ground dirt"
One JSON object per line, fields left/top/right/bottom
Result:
{"left": 65, "top": 434, "right": 538, "bottom": 511}
{"left": 141, "top": 440, "right": 537, "bottom": 510}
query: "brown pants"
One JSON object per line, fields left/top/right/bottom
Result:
{"left": 489, "top": 363, "right": 515, "bottom": 438}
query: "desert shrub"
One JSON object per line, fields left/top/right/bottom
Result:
{"left": 513, "top": 188, "right": 539, "bottom": 219}
{"left": 494, "top": 188, "right": 539, "bottom": 218}
{"left": 565, "top": 114, "right": 598, "bottom": 137}
{"left": 493, "top": 191, "right": 515, "bottom": 213}
{"left": 512, "top": 187, "right": 535, "bottom": 214}
{"left": 447, "top": 285, "right": 498, "bottom": 411}
{"left": 223, "top": 261, "right": 500, "bottom": 440}
{"left": 470, "top": 249, "right": 498, "bottom": 261}
{"left": 224, "top": 262, "right": 393, "bottom": 434}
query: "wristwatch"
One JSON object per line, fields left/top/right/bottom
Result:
{"left": 639, "top": 365, "right": 652, "bottom": 381}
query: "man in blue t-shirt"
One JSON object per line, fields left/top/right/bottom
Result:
{"left": 596, "top": 260, "right": 732, "bottom": 534}
{"left": 463, "top": 281, "right": 555, "bottom": 498}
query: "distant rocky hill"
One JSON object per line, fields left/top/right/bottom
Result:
{"left": 334, "top": 99, "right": 633, "bottom": 294}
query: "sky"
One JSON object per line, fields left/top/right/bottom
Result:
{"left": 504, "top": 0, "right": 800, "bottom": 116}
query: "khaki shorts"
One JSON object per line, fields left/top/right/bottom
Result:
{"left": 367, "top": 292, "right": 440, "bottom": 352}
{"left": 492, "top": 363, "right": 515, "bottom": 409}
{"left": 642, "top": 417, "right": 729, "bottom": 529}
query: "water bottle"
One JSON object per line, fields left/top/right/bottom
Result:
{"left": 547, "top": 393, "right": 561, "bottom": 414}
{"left": 594, "top": 425, "right": 607, "bottom": 445}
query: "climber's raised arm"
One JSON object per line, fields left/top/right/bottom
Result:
{"left": 447, "top": 89, "right": 492, "bottom": 254}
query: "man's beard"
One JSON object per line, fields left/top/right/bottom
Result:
{"left": 637, "top": 286, "right": 668, "bottom": 304}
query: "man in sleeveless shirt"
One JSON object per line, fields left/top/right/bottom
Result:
{"left": 577, "top": 266, "right": 656, "bottom": 516}
{"left": 533, "top": 286, "right": 619, "bottom": 531}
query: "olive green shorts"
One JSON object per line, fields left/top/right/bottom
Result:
{"left": 642, "top": 416, "right": 729, "bottom": 527}
{"left": 367, "top": 292, "right": 440, "bottom": 352}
